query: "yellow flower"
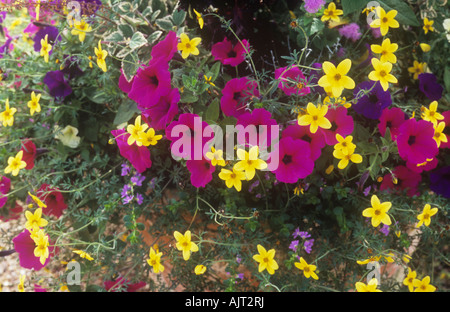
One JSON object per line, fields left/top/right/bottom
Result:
{"left": 252, "top": 244, "right": 279, "bottom": 275}
{"left": 362, "top": 195, "right": 392, "bottom": 227}
{"left": 408, "top": 61, "right": 427, "bottom": 80}
{"left": 416, "top": 204, "right": 438, "bottom": 227}
{"left": 146, "top": 247, "right": 164, "bottom": 273}
{"left": 325, "top": 165, "right": 334, "bottom": 175}
{"left": 356, "top": 255, "right": 382, "bottom": 265}
{"left": 403, "top": 268, "right": 417, "bottom": 292}
{"left": 362, "top": 6, "right": 375, "bottom": 16}
{"left": 32, "top": 229, "right": 49, "bottom": 265}
{"left": 218, "top": 167, "right": 246, "bottom": 192}
{"left": 294, "top": 257, "right": 319, "bottom": 280}
{"left": 368, "top": 58, "right": 398, "bottom": 91}
{"left": 174, "top": 230, "right": 199, "bottom": 261}
{"left": 233, "top": 146, "right": 267, "bottom": 180}
{"left": 28, "top": 192, "right": 47, "bottom": 209}
{"left": 370, "top": 7, "right": 399, "bottom": 36}
{"left": 54, "top": 125, "right": 81, "bottom": 148}
{"left": 355, "top": 278, "right": 382, "bottom": 292}
{"left": 413, "top": 276, "right": 436, "bottom": 292}
{"left": 402, "top": 254, "right": 412, "bottom": 264}
{"left": 139, "top": 128, "right": 162, "bottom": 147}
{"left": 94, "top": 40, "right": 108, "bottom": 72}
{"left": 423, "top": 18, "right": 434, "bottom": 34}
{"left": 421, "top": 101, "right": 444, "bottom": 126}
{"left": 27, "top": 91, "right": 41, "bottom": 116}
{"left": 4, "top": 150, "right": 27, "bottom": 176}
{"left": 419, "top": 43, "right": 431, "bottom": 53}
{"left": 321, "top": 2, "right": 343, "bottom": 22}
{"left": 204, "top": 75, "right": 215, "bottom": 87}
{"left": 333, "top": 147, "right": 362, "bottom": 170}
{"left": 194, "top": 264, "right": 207, "bottom": 275}
{"left": 0, "top": 99, "right": 17, "bottom": 127}
{"left": 334, "top": 134, "right": 356, "bottom": 155}
{"left": 40, "top": 34, "right": 52, "bottom": 63}
{"left": 433, "top": 122, "right": 447, "bottom": 148}
{"left": 318, "top": 59, "right": 355, "bottom": 98}
{"left": 371, "top": 38, "right": 398, "bottom": 64}
{"left": 205, "top": 146, "right": 226, "bottom": 166}
{"left": 18, "top": 274, "right": 25, "bottom": 292}
{"left": 73, "top": 249, "right": 94, "bottom": 261}
{"left": 127, "top": 115, "right": 148, "bottom": 146}
{"left": 177, "top": 33, "right": 201, "bottom": 59}
{"left": 193, "top": 9, "right": 204, "bottom": 29}
{"left": 25, "top": 208, "right": 48, "bottom": 232}
{"left": 71, "top": 19, "right": 92, "bottom": 42}
{"left": 297, "top": 103, "right": 332, "bottom": 134}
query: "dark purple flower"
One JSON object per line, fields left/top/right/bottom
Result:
{"left": 33, "top": 26, "right": 61, "bottom": 54}
{"left": 0, "top": 12, "right": 6, "bottom": 24}
{"left": 353, "top": 81, "right": 392, "bottom": 119}
{"left": 60, "top": 56, "right": 84, "bottom": 80}
{"left": 43, "top": 70, "right": 72, "bottom": 98}
{"left": 429, "top": 166, "right": 450, "bottom": 198}
{"left": 418, "top": 73, "right": 443, "bottom": 101}
{"left": 0, "top": 38, "right": 12, "bottom": 58}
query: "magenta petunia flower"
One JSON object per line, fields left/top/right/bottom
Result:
{"left": 220, "top": 77, "right": 259, "bottom": 118}
{"left": 274, "top": 66, "right": 310, "bottom": 96}
{"left": 282, "top": 123, "right": 325, "bottom": 161}
{"left": 269, "top": 136, "right": 314, "bottom": 183}
{"left": 235, "top": 108, "right": 279, "bottom": 150}
{"left": 186, "top": 157, "right": 216, "bottom": 188}
{"left": 141, "top": 88, "right": 180, "bottom": 130}
{"left": 211, "top": 37, "right": 249, "bottom": 67}
{"left": 165, "top": 113, "right": 214, "bottom": 160}
{"left": 318, "top": 106, "right": 354, "bottom": 146}
{"left": 150, "top": 31, "right": 178, "bottom": 64}
{"left": 111, "top": 129, "right": 152, "bottom": 173}
{"left": 379, "top": 165, "right": 422, "bottom": 197}
{"left": 0, "top": 201, "right": 23, "bottom": 222}
{"left": 20, "top": 139, "right": 37, "bottom": 170}
{"left": 104, "top": 277, "right": 146, "bottom": 292}
{"left": 127, "top": 60, "right": 172, "bottom": 109}
{"left": 0, "top": 175, "right": 11, "bottom": 209}
{"left": 12, "top": 229, "right": 55, "bottom": 271}
{"left": 378, "top": 107, "right": 408, "bottom": 141}
{"left": 37, "top": 183, "right": 68, "bottom": 218}
{"left": 118, "top": 69, "right": 134, "bottom": 93}
{"left": 406, "top": 156, "right": 438, "bottom": 174}
{"left": 396, "top": 118, "right": 438, "bottom": 165}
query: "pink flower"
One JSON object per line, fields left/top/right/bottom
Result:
{"left": 104, "top": 277, "right": 146, "bottom": 292}
{"left": 275, "top": 66, "right": 310, "bottom": 96}
{"left": 380, "top": 165, "right": 422, "bottom": 197}
{"left": 318, "top": 106, "right": 354, "bottom": 146}
{"left": 396, "top": 119, "right": 438, "bottom": 165}
{"left": 282, "top": 124, "right": 325, "bottom": 161}
{"left": 20, "top": 139, "right": 37, "bottom": 170}
{"left": 37, "top": 184, "right": 68, "bottom": 218}
{"left": 338, "top": 23, "right": 362, "bottom": 42}
{"left": 0, "top": 175, "right": 11, "bottom": 209}
{"left": 150, "top": 31, "right": 178, "bottom": 64}
{"left": 111, "top": 129, "right": 152, "bottom": 173}
{"left": 12, "top": 229, "right": 55, "bottom": 271}
{"left": 269, "top": 136, "right": 314, "bottom": 183}
{"left": 220, "top": 77, "right": 259, "bottom": 118}
{"left": 165, "top": 113, "right": 214, "bottom": 160}
{"left": 141, "top": 88, "right": 180, "bottom": 130}
{"left": 118, "top": 69, "right": 134, "bottom": 93}
{"left": 128, "top": 60, "right": 172, "bottom": 110}
{"left": 0, "top": 201, "right": 23, "bottom": 222}
{"left": 304, "top": 0, "right": 326, "bottom": 13}
{"left": 406, "top": 157, "right": 438, "bottom": 174}
{"left": 378, "top": 107, "right": 407, "bottom": 141}
{"left": 211, "top": 37, "right": 249, "bottom": 67}
{"left": 235, "top": 108, "right": 279, "bottom": 150}
{"left": 186, "top": 157, "right": 216, "bottom": 188}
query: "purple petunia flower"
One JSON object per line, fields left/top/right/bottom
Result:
{"left": 13, "top": 230, "right": 55, "bottom": 270}
{"left": 304, "top": 0, "right": 326, "bottom": 13}
{"left": 418, "top": 73, "right": 443, "bottom": 101}
{"left": 380, "top": 165, "right": 422, "bottom": 197}
{"left": 33, "top": 26, "right": 61, "bottom": 54}
{"left": 353, "top": 81, "right": 392, "bottom": 119}
{"left": 60, "top": 56, "right": 84, "bottom": 80}
{"left": 43, "top": 70, "right": 72, "bottom": 98}
{"left": 429, "top": 166, "right": 450, "bottom": 198}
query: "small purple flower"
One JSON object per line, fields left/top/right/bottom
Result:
{"left": 379, "top": 224, "right": 390, "bottom": 236}
{"left": 338, "top": 23, "right": 362, "bottom": 42}
{"left": 289, "top": 240, "right": 299, "bottom": 252}
{"left": 121, "top": 184, "right": 132, "bottom": 197}
{"left": 236, "top": 273, "right": 244, "bottom": 280}
{"left": 304, "top": 239, "right": 314, "bottom": 254}
{"left": 299, "top": 231, "right": 311, "bottom": 239}
{"left": 248, "top": 180, "right": 259, "bottom": 192}
{"left": 293, "top": 227, "right": 301, "bottom": 238}
{"left": 418, "top": 73, "right": 443, "bottom": 101}
{"left": 131, "top": 172, "right": 145, "bottom": 186}
{"left": 304, "top": 0, "right": 326, "bottom": 13}
{"left": 121, "top": 163, "right": 131, "bottom": 176}
{"left": 135, "top": 193, "right": 143, "bottom": 205}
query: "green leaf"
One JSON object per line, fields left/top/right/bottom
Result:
{"left": 341, "top": 0, "right": 368, "bottom": 15}
{"left": 172, "top": 9, "right": 186, "bottom": 26}
{"left": 118, "top": 24, "right": 134, "bottom": 39}
{"left": 113, "top": 101, "right": 140, "bottom": 125}
{"left": 205, "top": 98, "right": 220, "bottom": 122}
{"left": 180, "top": 90, "right": 198, "bottom": 103}
{"left": 444, "top": 66, "right": 450, "bottom": 93}
{"left": 121, "top": 52, "right": 139, "bottom": 82}
{"left": 377, "top": 0, "right": 419, "bottom": 26}
{"left": 105, "top": 31, "right": 124, "bottom": 43}
{"left": 129, "top": 32, "right": 147, "bottom": 50}
{"left": 209, "top": 61, "right": 221, "bottom": 81}
{"left": 147, "top": 30, "right": 163, "bottom": 44}
{"left": 155, "top": 16, "right": 173, "bottom": 31}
